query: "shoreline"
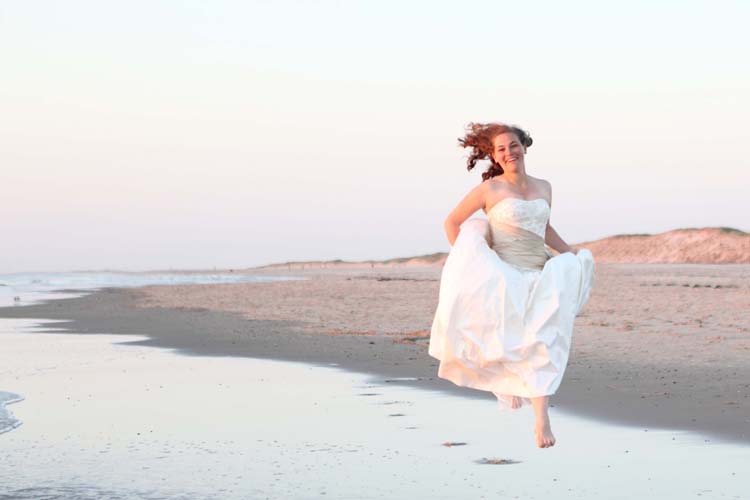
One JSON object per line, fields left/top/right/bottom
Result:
{"left": 1, "top": 263, "right": 749, "bottom": 445}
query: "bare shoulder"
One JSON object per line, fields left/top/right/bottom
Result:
{"left": 484, "top": 177, "right": 507, "bottom": 193}
{"left": 528, "top": 175, "right": 550, "bottom": 188}
{"left": 447, "top": 178, "right": 491, "bottom": 223}
{"left": 476, "top": 177, "right": 502, "bottom": 195}
{"left": 529, "top": 176, "right": 552, "bottom": 195}
{"left": 465, "top": 178, "right": 489, "bottom": 198}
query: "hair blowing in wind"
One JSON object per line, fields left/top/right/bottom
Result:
{"left": 458, "top": 122, "right": 533, "bottom": 181}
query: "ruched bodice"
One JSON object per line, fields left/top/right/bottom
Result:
{"left": 486, "top": 198, "right": 552, "bottom": 271}
{"left": 487, "top": 197, "right": 550, "bottom": 239}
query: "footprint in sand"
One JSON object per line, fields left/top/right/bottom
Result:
{"left": 475, "top": 458, "right": 521, "bottom": 465}
{"left": 379, "top": 400, "right": 414, "bottom": 406}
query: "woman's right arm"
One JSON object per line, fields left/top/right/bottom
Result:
{"left": 443, "top": 182, "right": 488, "bottom": 246}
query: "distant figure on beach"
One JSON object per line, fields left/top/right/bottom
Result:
{"left": 429, "top": 123, "right": 595, "bottom": 448}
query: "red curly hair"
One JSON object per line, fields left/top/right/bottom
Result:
{"left": 458, "top": 122, "right": 533, "bottom": 181}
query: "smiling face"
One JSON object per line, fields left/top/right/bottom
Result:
{"left": 491, "top": 132, "right": 527, "bottom": 172}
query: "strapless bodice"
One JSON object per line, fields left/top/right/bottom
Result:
{"left": 486, "top": 198, "right": 551, "bottom": 270}
{"left": 486, "top": 197, "right": 550, "bottom": 238}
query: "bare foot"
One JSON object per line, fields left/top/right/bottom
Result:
{"left": 534, "top": 419, "right": 556, "bottom": 448}
{"left": 510, "top": 396, "right": 523, "bottom": 409}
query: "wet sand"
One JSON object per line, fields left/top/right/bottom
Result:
{"left": 1, "top": 263, "right": 749, "bottom": 444}
{"left": 3, "top": 319, "right": 746, "bottom": 499}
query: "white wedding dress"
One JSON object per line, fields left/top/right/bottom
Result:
{"left": 429, "top": 197, "right": 595, "bottom": 410}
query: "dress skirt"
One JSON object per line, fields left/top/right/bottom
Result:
{"left": 428, "top": 218, "right": 595, "bottom": 410}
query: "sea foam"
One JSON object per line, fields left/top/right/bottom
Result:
{"left": 0, "top": 271, "right": 303, "bottom": 308}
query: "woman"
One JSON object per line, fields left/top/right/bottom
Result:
{"left": 429, "top": 122, "right": 595, "bottom": 448}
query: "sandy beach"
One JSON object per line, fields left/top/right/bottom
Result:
{"left": 3, "top": 318, "right": 746, "bottom": 499}
{"left": 2, "top": 263, "right": 749, "bottom": 445}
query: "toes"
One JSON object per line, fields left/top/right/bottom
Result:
{"left": 535, "top": 432, "right": 556, "bottom": 448}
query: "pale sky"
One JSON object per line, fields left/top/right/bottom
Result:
{"left": 1, "top": 1, "right": 748, "bottom": 273}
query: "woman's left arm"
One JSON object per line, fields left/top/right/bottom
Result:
{"left": 545, "top": 224, "right": 578, "bottom": 255}
{"left": 543, "top": 180, "right": 578, "bottom": 255}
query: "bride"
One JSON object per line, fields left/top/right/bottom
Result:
{"left": 429, "top": 122, "right": 595, "bottom": 448}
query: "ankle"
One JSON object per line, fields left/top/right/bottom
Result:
{"left": 534, "top": 414, "right": 551, "bottom": 426}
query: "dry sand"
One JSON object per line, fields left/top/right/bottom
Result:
{"left": 3, "top": 263, "right": 748, "bottom": 444}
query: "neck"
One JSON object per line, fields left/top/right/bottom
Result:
{"left": 502, "top": 169, "right": 528, "bottom": 188}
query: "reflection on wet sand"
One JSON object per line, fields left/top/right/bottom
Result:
{"left": 1, "top": 318, "right": 747, "bottom": 499}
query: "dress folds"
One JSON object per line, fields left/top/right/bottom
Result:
{"left": 428, "top": 199, "right": 595, "bottom": 410}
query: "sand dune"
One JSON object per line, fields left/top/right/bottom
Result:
{"left": 576, "top": 227, "right": 749, "bottom": 264}
{"left": 259, "top": 227, "right": 749, "bottom": 269}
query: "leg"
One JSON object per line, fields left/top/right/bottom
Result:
{"left": 529, "top": 395, "right": 556, "bottom": 448}
{"left": 493, "top": 393, "right": 524, "bottom": 410}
